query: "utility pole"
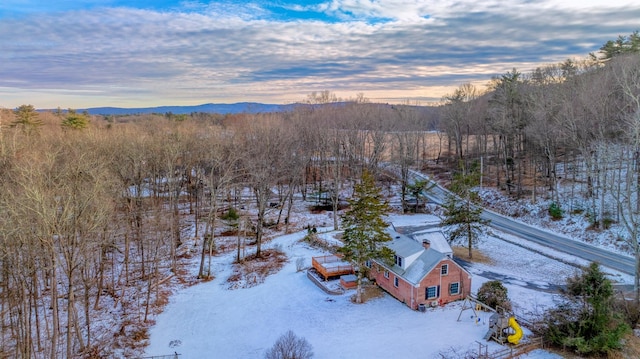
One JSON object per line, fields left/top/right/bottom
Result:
{"left": 480, "top": 156, "right": 483, "bottom": 190}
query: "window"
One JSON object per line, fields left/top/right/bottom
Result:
{"left": 426, "top": 286, "right": 438, "bottom": 299}
{"left": 394, "top": 276, "right": 399, "bottom": 287}
{"left": 449, "top": 282, "right": 460, "bottom": 295}
{"left": 384, "top": 270, "right": 389, "bottom": 279}
{"left": 394, "top": 255, "right": 403, "bottom": 267}
{"left": 365, "top": 260, "right": 372, "bottom": 268}
{"left": 441, "top": 264, "right": 448, "bottom": 275}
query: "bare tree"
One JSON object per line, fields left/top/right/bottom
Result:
{"left": 305, "top": 92, "right": 351, "bottom": 230}
{"left": 561, "top": 59, "right": 620, "bottom": 225}
{"left": 1, "top": 130, "right": 116, "bottom": 358}
{"left": 488, "top": 69, "right": 530, "bottom": 195}
{"left": 198, "top": 130, "right": 241, "bottom": 277}
{"left": 108, "top": 126, "right": 155, "bottom": 286}
{"left": 275, "top": 119, "right": 309, "bottom": 233}
{"left": 241, "top": 115, "right": 289, "bottom": 257}
{"left": 442, "top": 83, "right": 479, "bottom": 161}
{"left": 50, "top": 136, "right": 114, "bottom": 357}
{"left": 264, "top": 330, "right": 313, "bottom": 359}
{"left": 390, "top": 104, "right": 423, "bottom": 212}
{"left": 609, "top": 54, "right": 640, "bottom": 305}
{"left": 525, "top": 64, "right": 565, "bottom": 203}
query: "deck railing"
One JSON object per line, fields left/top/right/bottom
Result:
{"left": 312, "top": 255, "right": 353, "bottom": 280}
{"left": 138, "top": 353, "right": 180, "bottom": 359}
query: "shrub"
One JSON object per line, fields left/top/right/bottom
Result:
{"left": 548, "top": 202, "right": 563, "bottom": 220}
{"left": 477, "top": 280, "right": 511, "bottom": 311}
{"left": 265, "top": 330, "right": 313, "bottom": 359}
{"left": 602, "top": 216, "right": 614, "bottom": 229}
{"left": 221, "top": 207, "right": 239, "bottom": 221}
{"left": 295, "top": 257, "right": 306, "bottom": 272}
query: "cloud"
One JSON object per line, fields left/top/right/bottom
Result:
{"left": 0, "top": 1, "right": 638, "bottom": 108}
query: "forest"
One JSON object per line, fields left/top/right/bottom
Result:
{"left": 0, "top": 34, "right": 639, "bottom": 358}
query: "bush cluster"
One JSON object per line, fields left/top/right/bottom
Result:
{"left": 548, "top": 202, "right": 563, "bottom": 220}
{"left": 477, "top": 280, "right": 512, "bottom": 311}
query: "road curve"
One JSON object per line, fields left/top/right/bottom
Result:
{"left": 409, "top": 170, "right": 636, "bottom": 276}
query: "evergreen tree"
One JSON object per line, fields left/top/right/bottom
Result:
{"left": 597, "top": 31, "right": 640, "bottom": 59}
{"left": 405, "top": 179, "right": 433, "bottom": 213}
{"left": 477, "top": 280, "right": 512, "bottom": 311}
{"left": 339, "top": 170, "right": 393, "bottom": 304}
{"left": 544, "top": 262, "right": 629, "bottom": 356}
{"left": 61, "top": 109, "right": 89, "bottom": 130}
{"left": 441, "top": 164, "right": 489, "bottom": 259}
{"left": 11, "top": 104, "right": 42, "bottom": 134}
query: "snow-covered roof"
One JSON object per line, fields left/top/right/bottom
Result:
{"left": 388, "top": 214, "right": 441, "bottom": 228}
{"left": 377, "top": 228, "right": 451, "bottom": 286}
{"left": 401, "top": 249, "right": 447, "bottom": 285}
{"left": 411, "top": 230, "right": 452, "bottom": 257}
{"left": 386, "top": 230, "right": 423, "bottom": 258}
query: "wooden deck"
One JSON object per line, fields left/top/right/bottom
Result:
{"left": 306, "top": 269, "right": 345, "bottom": 295}
{"left": 312, "top": 255, "right": 354, "bottom": 281}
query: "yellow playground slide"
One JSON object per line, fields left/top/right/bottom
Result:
{"left": 507, "top": 316, "right": 523, "bottom": 344}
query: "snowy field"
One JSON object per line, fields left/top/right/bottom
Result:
{"left": 143, "top": 211, "right": 630, "bottom": 358}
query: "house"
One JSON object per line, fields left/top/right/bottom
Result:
{"left": 368, "top": 229, "right": 471, "bottom": 310}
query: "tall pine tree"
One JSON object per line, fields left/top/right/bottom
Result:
{"left": 544, "top": 262, "right": 629, "bottom": 355}
{"left": 597, "top": 31, "right": 640, "bottom": 59}
{"left": 11, "top": 104, "right": 42, "bottom": 135}
{"left": 340, "top": 170, "right": 393, "bottom": 304}
{"left": 441, "top": 164, "right": 489, "bottom": 259}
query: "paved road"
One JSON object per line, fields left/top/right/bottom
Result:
{"left": 409, "top": 170, "right": 637, "bottom": 276}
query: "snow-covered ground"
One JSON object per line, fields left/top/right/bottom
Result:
{"left": 144, "top": 207, "right": 629, "bottom": 358}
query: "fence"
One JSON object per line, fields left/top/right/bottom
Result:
{"left": 138, "top": 353, "right": 181, "bottom": 359}
{"left": 475, "top": 337, "right": 544, "bottom": 359}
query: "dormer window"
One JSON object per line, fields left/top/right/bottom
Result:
{"left": 394, "top": 255, "right": 403, "bottom": 267}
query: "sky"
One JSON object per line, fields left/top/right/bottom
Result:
{"left": 1, "top": 0, "right": 639, "bottom": 109}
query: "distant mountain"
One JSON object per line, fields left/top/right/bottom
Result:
{"left": 72, "top": 101, "right": 438, "bottom": 117}
{"left": 81, "top": 102, "right": 301, "bottom": 115}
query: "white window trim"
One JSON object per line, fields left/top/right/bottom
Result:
{"left": 384, "top": 270, "right": 389, "bottom": 279}
{"left": 449, "top": 282, "right": 460, "bottom": 295}
{"left": 426, "top": 285, "right": 438, "bottom": 299}
{"left": 441, "top": 264, "right": 448, "bottom": 275}
{"left": 394, "top": 255, "right": 403, "bottom": 267}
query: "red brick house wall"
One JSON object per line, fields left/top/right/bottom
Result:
{"left": 369, "top": 264, "right": 415, "bottom": 306}
{"left": 370, "top": 257, "right": 471, "bottom": 310}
